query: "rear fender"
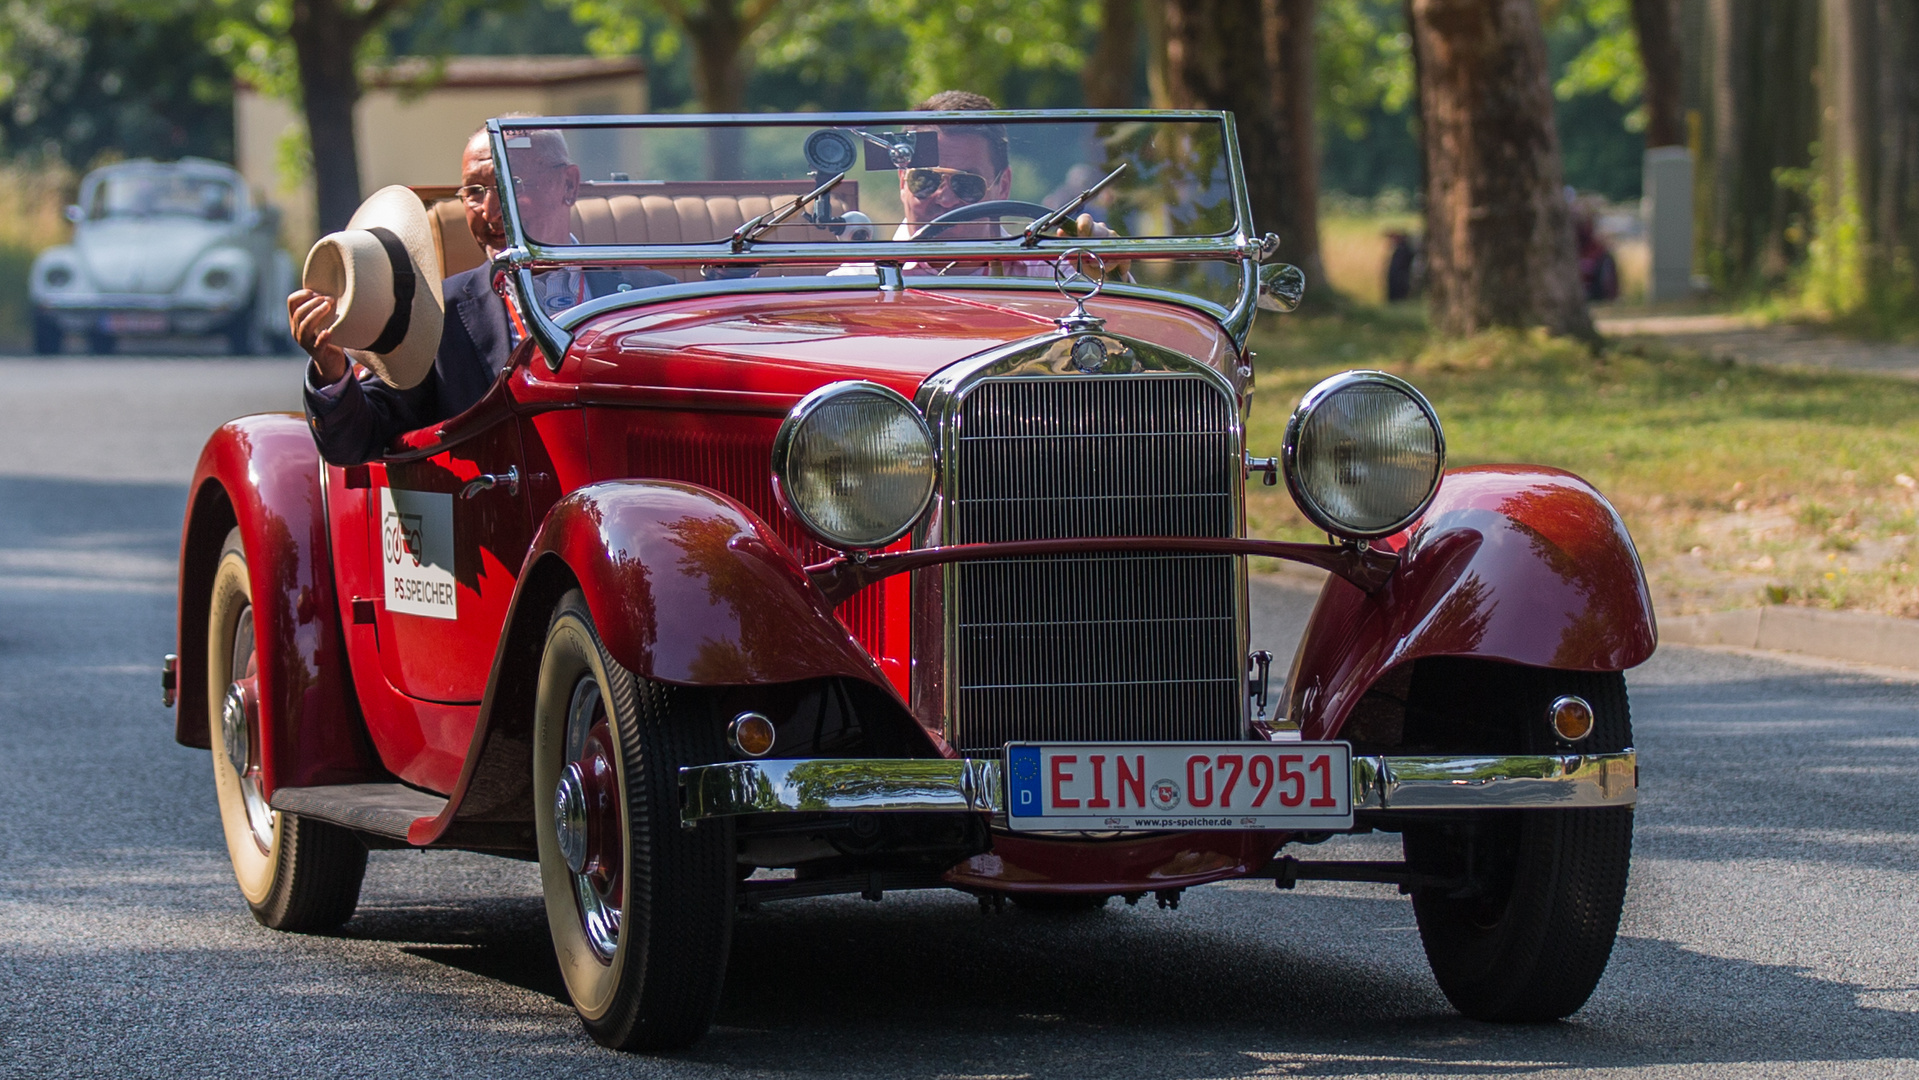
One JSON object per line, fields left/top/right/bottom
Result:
{"left": 173, "top": 415, "right": 383, "bottom": 793}
{"left": 1287, "top": 466, "right": 1657, "bottom": 740}
{"left": 410, "top": 480, "right": 925, "bottom": 848}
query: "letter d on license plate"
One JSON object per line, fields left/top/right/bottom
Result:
{"left": 1003, "top": 742, "right": 1354, "bottom": 831}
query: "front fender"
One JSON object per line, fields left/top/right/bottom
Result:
{"left": 174, "top": 414, "right": 381, "bottom": 793}
{"left": 405, "top": 480, "right": 903, "bottom": 849}
{"left": 530, "top": 480, "right": 891, "bottom": 688}
{"left": 1288, "top": 466, "right": 1657, "bottom": 740}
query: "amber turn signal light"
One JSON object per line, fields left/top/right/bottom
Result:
{"left": 728, "top": 712, "right": 776, "bottom": 757}
{"left": 1549, "top": 695, "right": 1595, "bottom": 742}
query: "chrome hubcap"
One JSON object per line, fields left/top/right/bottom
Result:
{"left": 220, "top": 685, "right": 249, "bottom": 778}
{"left": 554, "top": 762, "right": 591, "bottom": 875}
{"left": 562, "top": 676, "right": 622, "bottom": 963}
{"left": 223, "top": 607, "right": 274, "bottom": 856}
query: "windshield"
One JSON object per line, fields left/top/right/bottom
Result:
{"left": 86, "top": 171, "right": 237, "bottom": 222}
{"left": 496, "top": 113, "right": 1241, "bottom": 254}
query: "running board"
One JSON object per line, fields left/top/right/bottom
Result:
{"left": 271, "top": 784, "right": 449, "bottom": 840}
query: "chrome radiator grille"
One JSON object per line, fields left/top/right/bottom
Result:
{"left": 949, "top": 375, "right": 1241, "bottom": 754}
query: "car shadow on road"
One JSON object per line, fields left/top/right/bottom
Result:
{"left": 352, "top": 886, "right": 1910, "bottom": 1076}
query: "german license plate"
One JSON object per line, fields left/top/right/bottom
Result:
{"left": 1004, "top": 742, "right": 1354, "bottom": 831}
{"left": 104, "top": 312, "right": 168, "bottom": 334}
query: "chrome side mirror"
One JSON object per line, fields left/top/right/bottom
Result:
{"left": 1257, "top": 262, "right": 1305, "bottom": 313}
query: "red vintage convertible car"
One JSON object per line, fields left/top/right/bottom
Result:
{"left": 167, "top": 112, "right": 1651, "bottom": 1050}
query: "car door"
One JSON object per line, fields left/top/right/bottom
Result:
{"left": 370, "top": 418, "right": 531, "bottom": 707}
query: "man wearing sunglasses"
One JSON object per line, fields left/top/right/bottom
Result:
{"left": 895, "top": 91, "right": 1119, "bottom": 275}
{"left": 289, "top": 124, "right": 671, "bottom": 466}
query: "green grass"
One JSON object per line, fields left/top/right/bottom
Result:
{"left": 1243, "top": 309, "right": 1919, "bottom": 617}
{"left": 0, "top": 241, "right": 37, "bottom": 347}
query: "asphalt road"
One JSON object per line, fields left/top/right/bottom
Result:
{"left": 2, "top": 355, "right": 1915, "bottom": 1079}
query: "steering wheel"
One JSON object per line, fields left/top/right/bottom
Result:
{"left": 911, "top": 200, "right": 1058, "bottom": 240}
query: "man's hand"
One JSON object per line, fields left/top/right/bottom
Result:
{"left": 1067, "top": 213, "right": 1130, "bottom": 281}
{"left": 287, "top": 289, "right": 350, "bottom": 384}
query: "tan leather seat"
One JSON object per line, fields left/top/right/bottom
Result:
{"left": 418, "top": 181, "right": 861, "bottom": 282}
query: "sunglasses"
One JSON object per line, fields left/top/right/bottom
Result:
{"left": 905, "top": 168, "right": 989, "bottom": 204}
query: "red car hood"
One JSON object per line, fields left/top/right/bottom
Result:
{"left": 568, "top": 287, "right": 1234, "bottom": 405}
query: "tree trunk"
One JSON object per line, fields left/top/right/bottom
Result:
{"left": 289, "top": 0, "right": 368, "bottom": 234}
{"left": 1161, "top": 0, "right": 1325, "bottom": 298}
{"left": 1407, "top": 0, "right": 1592, "bottom": 338}
{"left": 1697, "top": 0, "right": 1819, "bottom": 290}
{"left": 1084, "top": 0, "right": 1140, "bottom": 109}
{"left": 682, "top": 0, "right": 751, "bottom": 178}
{"left": 1813, "top": 0, "right": 1919, "bottom": 316}
{"left": 1630, "top": 0, "right": 1686, "bottom": 148}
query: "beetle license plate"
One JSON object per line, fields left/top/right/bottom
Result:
{"left": 1003, "top": 742, "right": 1354, "bottom": 831}
{"left": 104, "top": 312, "right": 168, "bottom": 334}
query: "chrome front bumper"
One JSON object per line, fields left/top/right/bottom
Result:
{"left": 680, "top": 751, "right": 1637, "bottom": 824}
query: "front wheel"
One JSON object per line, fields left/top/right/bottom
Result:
{"left": 206, "top": 528, "right": 366, "bottom": 931}
{"left": 533, "top": 590, "right": 735, "bottom": 1051}
{"left": 1403, "top": 670, "right": 1634, "bottom": 1021}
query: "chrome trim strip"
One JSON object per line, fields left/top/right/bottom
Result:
{"left": 1350, "top": 751, "right": 1639, "bottom": 811}
{"left": 678, "top": 751, "right": 1638, "bottom": 822}
{"left": 549, "top": 273, "right": 1242, "bottom": 357}
{"left": 491, "top": 108, "right": 1235, "bottom": 129}
{"left": 681, "top": 758, "right": 1003, "bottom": 820}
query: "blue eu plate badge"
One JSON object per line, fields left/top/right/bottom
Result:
{"left": 1007, "top": 745, "right": 1042, "bottom": 818}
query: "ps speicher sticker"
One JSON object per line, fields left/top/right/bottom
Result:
{"left": 381, "top": 487, "right": 457, "bottom": 619}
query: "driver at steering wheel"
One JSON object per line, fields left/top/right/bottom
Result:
{"left": 894, "top": 91, "right": 1115, "bottom": 275}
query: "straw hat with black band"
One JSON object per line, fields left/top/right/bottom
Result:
{"left": 301, "top": 185, "right": 445, "bottom": 390}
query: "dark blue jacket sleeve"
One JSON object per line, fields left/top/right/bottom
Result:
{"left": 302, "top": 366, "right": 438, "bottom": 467}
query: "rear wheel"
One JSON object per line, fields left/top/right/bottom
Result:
{"left": 207, "top": 528, "right": 366, "bottom": 931}
{"left": 534, "top": 590, "right": 734, "bottom": 1051}
{"left": 85, "top": 327, "right": 115, "bottom": 355}
{"left": 1402, "top": 670, "right": 1634, "bottom": 1021}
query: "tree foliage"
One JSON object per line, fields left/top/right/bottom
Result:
{"left": 565, "top": 0, "right": 1101, "bottom": 111}
{"left": 1315, "top": 0, "right": 1413, "bottom": 141}
{"left": 0, "top": 0, "right": 234, "bottom": 170}
{"left": 1544, "top": 0, "right": 1645, "bottom": 131}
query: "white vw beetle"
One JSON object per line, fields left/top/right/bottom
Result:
{"left": 30, "top": 158, "right": 295, "bottom": 355}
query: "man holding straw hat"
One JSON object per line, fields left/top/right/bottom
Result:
{"left": 288, "top": 124, "right": 668, "bottom": 466}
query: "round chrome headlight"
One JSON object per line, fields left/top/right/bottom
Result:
{"left": 773, "top": 381, "right": 936, "bottom": 550}
{"left": 1282, "top": 371, "right": 1445, "bottom": 539}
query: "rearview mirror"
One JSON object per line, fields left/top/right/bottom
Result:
{"left": 1256, "top": 262, "right": 1305, "bottom": 313}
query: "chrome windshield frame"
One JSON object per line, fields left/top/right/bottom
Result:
{"left": 484, "top": 111, "right": 1271, "bottom": 367}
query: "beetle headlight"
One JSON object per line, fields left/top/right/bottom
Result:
{"left": 773, "top": 381, "right": 936, "bottom": 550}
{"left": 1283, "top": 371, "right": 1445, "bottom": 539}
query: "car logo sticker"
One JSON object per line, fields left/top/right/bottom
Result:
{"left": 381, "top": 487, "right": 457, "bottom": 619}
